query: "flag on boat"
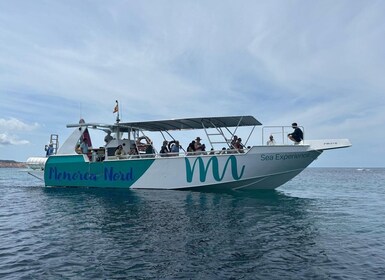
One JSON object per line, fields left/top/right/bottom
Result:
{"left": 113, "top": 103, "right": 119, "bottom": 113}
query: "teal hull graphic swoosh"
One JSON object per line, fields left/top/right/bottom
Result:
{"left": 185, "top": 155, "right": 245, "bottom": 183}
{"left": 44, "top": 155, "right": 155, "bottom": 188}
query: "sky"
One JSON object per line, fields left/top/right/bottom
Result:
{"left": 0, "top": 0, "right": 384, "bottom": 167}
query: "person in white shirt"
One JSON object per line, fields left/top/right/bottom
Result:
{"left": 267, "top": 135, "right": 276, "bottom": 145}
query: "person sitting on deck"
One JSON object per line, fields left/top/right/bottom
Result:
{"left": 160, "top": 140, "right": 170, "bottom": 157}
{"left": 230, "top": 135, "right": 238, "bottom": 149}
{"left": 115, "top": 144, "right": 126, "bottom": 159}
{"left": 194, "top": 137, "right": 205, "bottom": 154}
{"left": 130, "top": 144, "right": 139, "bottom": 154}
{"left": 233, "top": 137, "right": 244, "bottom": 153}
{"left": 267, "top": 135, "right": 276, "bottom": 146}
{"left": 187, "top": 141, "right": 196, "bottom": 154}
{"left": 145, "top": 142, "right": 155, "bottom": 156}
{"left": 170, "top": 140, "right": 181, "bottom": 155}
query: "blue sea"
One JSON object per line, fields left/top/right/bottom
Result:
{"left": 1, "top": 168, "right": 384, "bottom": 279}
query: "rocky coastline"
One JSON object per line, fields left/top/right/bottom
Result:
{"left": 0, "top": 160, "right": 26, "bottom": 168}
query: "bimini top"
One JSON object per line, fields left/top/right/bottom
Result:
{"left": 67, "top": 115, "right": 262, "bottom": 132}
{"left": 123, "top": 115, "right": 262, "bottom": 131}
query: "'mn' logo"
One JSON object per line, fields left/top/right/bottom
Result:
{"left": 185, "top": 156, "right": 245, "bottom": 183}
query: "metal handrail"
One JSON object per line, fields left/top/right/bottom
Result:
{"left": 262, "top": 125, "right": 305, "bottom": 145}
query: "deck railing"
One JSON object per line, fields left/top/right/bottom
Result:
{"left": 262, "top": 126, "right": 305, "bottom": 145}
{"left": 100, "top": 148, "right": 249, "bottom": 161}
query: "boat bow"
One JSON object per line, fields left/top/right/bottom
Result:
{"left": 306, "top": 139, "right": 352, "bottom": 151}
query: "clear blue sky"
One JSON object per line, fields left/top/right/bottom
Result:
{"left": 1, "top": 1, "right": 384, "bottom": 167}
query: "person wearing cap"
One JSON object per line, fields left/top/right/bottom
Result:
{"left": 194, "top": 137, "right": 205, "bottom": 153}
{"left": 288, "top": 122, "right": 303, "bottom": 144}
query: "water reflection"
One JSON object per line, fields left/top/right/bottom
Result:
{"left": 36, "top": 185, "right": 322, "bottom": 278}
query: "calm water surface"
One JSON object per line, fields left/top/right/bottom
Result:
{"left": 0, "top": 168, "right": 384, "bottom": 279}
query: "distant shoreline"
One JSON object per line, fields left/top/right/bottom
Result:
{"left": 0, "top": 160, "right": 26, "bottom": 168}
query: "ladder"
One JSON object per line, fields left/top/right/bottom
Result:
{"left": 202, "top": 121, "right": 233, "bottom": 149}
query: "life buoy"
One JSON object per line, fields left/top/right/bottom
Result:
{"left": 168, "top": 140, "right": 176, "bottom": 151}
{"left": 136, "top": 136, "right": 152, "bottom": 152}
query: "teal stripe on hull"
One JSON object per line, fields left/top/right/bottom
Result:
{"left": 44, "top": 155, "right": 155, "bottom": 188}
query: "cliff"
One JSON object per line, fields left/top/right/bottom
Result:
{"left": 0, "top": 160, "right": 27, "bottom": 168}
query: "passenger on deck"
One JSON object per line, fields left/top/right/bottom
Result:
{"left": 45, "top": 143, "right": 54, "bottom": 157}
{"left": 130, "top": 144, "right": 138, "bottom": 154}
{"left": 194, "top": 137, "right": 205, "bottom": 153}
{"left": 288, "top": 122, "right": 303, "bottom": 144}
{"left": 230, "top": 135, "right": 238, "bottom": 149}
{"left": 80, "top": 138, "right": 89, "bottom": 154}
{"left": 267, "top": 135, "right": 276, "bottom": 145}
{"left": 145, "top": 142, "right": 155, "bottom": 155}
{"left": 170, "top": 140, "right": 181, "bottom": 155}
{"left": 187, "top": 141, "right": 196, "bottom": 153}
{"left": 104, "top": 131, "right": 113, "bottom": 145}
{"left": 160, "top": 140, "right": 170, "bottom": 157}
{"left": 115, "top": 145, "right": 126, "bottom": 159}
{"left": 233, "top": 137, "right": 244, "bottom": 153}
{"left": 128, "top": 144, "right": 139, "bottom": 158}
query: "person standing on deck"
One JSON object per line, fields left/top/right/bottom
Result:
{"left": 45, "top": 143, "right": 54, "bottom": 157}
{"left": 80, "top": 138, "right": 89, "bottom": 154}
{"left": 104, "top": 131, "right": 113, "bottom": 145}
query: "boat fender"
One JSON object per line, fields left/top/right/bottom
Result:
{"left": 168, "top": 140, "right": 176, "bottom": 151}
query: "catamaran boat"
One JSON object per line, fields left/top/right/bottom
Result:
{"left": 26, "top": 115, "right": 351, "bottom": 190}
